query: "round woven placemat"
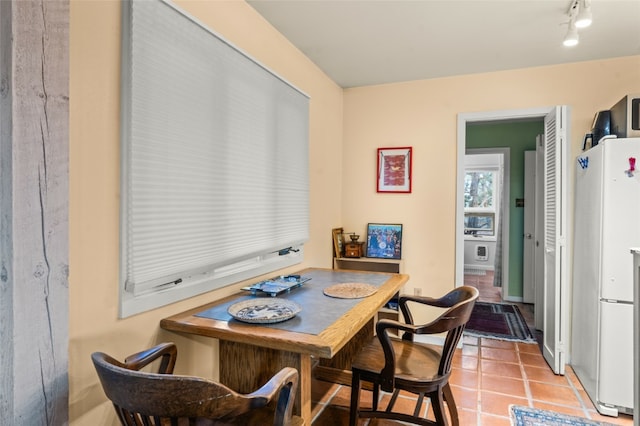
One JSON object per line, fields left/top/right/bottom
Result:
{"left": 323, "top": 282, "right": 378, "bottom": 299}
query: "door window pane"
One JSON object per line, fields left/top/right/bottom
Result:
{"left": 464, "top": 170, "right": 497, "bottom": 236}
{"left": 464, "top": 171, "right": 494, "bottom": 208}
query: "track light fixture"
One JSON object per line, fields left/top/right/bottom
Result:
{"left": 563, "top": 18, "right": 579, "bottom": 47}
{"left": 563, "top": 0, "right": 592, "bottom": 47}
{"left": 575, "top": 0, "right": 593, "bottom": 28}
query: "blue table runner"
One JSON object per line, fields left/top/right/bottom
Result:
{"left": 195, "top": 269, "right": 391, "bottom": 335}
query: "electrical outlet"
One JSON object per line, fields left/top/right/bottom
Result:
{"left": 414, "top": 288, "right": 422, "bottom": 296}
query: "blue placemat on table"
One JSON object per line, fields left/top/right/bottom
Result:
{"left": 195, "top": 269, "right": 391, "bottom": 335}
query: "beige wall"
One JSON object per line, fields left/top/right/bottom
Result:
{"left": 69, "top": 0, "right": 640, "bottom": 423}
{"left": 342, "top": 56, "right": 640, "bottom": 301}
{"left": 69, "top": 1, "right": 343, "bottom": 424}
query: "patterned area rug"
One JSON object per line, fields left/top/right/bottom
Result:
{"left": 510, "top": 405, "right": 615, "bottom": 426}
{"left": 465, "top": 302, "right": 535, "bottom": 343}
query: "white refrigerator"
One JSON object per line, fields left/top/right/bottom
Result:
{"left": 572, "top": 137, "right": 639, "bottom": 416}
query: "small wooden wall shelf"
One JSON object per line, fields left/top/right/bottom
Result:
{"left": 333, "top": 257, "right": 402, "bottom": 274}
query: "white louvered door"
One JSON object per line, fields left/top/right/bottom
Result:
{"left": 542, "top": 106, "right": 569, "bottom": 375}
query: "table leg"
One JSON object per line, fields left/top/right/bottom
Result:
{"left": 220, "top": 341, "right": 312, "bottom": 424}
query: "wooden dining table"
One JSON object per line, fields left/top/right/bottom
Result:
{"left": 160, "top": 267, "right": 409, "bottom": 424}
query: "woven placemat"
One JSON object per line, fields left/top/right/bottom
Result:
{"left": 323, "top": 282, "right": 378, "bottom": 299}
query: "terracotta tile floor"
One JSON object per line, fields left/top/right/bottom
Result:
{"left": 309, "top": 272, "right": 634, "bottom": 425}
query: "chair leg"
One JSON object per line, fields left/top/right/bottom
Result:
{"left": 413, "top": 392, "right": 425, "bottom": 418}
{"left": 386, "top": 388, "right": 400, "bottom": 412}
{"left": 430, "top": 389, "right": 449, "bottom": 426}
{"left": 443, "top": 383, "right": 459, "bottom": 426}
{"left": 372, "top": 383, "right": 380, "bottom": 411}
{"left": 350, "top": 371, "right": 362, "bottom": 426}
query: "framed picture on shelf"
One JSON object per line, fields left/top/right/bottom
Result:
{"left": 366, "top": 223, "right": 403, "bottom": 259}
{"left": 377, "top": 147, "right": 412, "bottom": 193}
{"left": 332, "top": 227, "right": 344, "bottom": 258}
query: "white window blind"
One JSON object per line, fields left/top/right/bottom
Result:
{"left": 119, "top": 0, "right": 309, "bottom": 317}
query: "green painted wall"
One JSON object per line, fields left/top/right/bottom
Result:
{"left": 466, "top": 120, "right": 544, "bottom": 298}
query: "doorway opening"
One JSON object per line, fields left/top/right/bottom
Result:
{"left": 462, "top": 149, "right": 509, "bottom": 303}
{"left": 456, "top": 106, "right": 570, "bottom": 375}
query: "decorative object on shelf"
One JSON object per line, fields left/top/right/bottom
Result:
{"left": 332, "top": 227, "right": 344, "bottom": 258}
{"left": 344, "top": 232, "right": 364, "bottom": 258}
{"left": 366, "top": 223, "right": 403, "bottom": 259}
{"left": 227, "top": 298, "right": 302, "bottom": 324}
{"left": 241, "top": 275, "right": 311, "bottom": 297}
{"left": 323, "top": 283, "right": 378, "bottom": 299}
{"left": 377, "top": 147, "right": 412, "bottom": 193}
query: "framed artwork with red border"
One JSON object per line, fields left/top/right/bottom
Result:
{"left": 377, "top": 147, "right": 412, "bottom": 193}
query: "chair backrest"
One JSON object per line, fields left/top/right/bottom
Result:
{"left": 430, "top": 286, "right": 479, "bottom": 376}
{"left": 92, "top": 343, "right": 298, "bottom": 425}
{"left": 398, "top": 285, "right": 479, "bottom": 375}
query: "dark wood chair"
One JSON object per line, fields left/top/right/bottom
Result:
{"left": 92, "top": 342, "right": 303, "bottom": 426}
{"left": 349, "top": 286, "right": 479, "bottom": 426}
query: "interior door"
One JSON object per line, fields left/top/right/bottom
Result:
{"left": 522, "top": 151, "right": 536, "bottom": 303}
{"left": 534, "top": 135, "right": 545, "bottom": 331}
{"left": 542, "top": 106, "right": 568, "bottom": 375}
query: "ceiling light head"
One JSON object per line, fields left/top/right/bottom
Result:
{"left": 563, "top": 19, "right": 579, "bottom": 47}
{"left": 575, "top": 0, "right": 592, "bottom": 28}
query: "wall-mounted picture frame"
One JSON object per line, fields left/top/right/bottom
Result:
{"left": 366, "top": 223, "right": 403, "bottom": 259}
{"left": 332, "top": 227, "right": 344, "bottom": 258}
{"left": 377, "top": 147, "right": 412, "bottom": 193}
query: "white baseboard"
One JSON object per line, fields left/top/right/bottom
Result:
{"left": 413, "top": 334, "right": 463, "bottom": 349}
{"left": 463, "top": 264, "right": 494, "bottom": 271}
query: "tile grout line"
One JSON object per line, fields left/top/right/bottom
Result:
{"left": 564, "top": 371, "right": 593, "bottom": 419}
{"left": 517, "top": 344, "right": 535, "bottom": 410}
{"left": 311, "top": 383, "right": 342, "bottom": 425}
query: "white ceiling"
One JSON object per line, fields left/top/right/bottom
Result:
{"left": 247, "top": 0, "right": 640, "bottom": 88}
